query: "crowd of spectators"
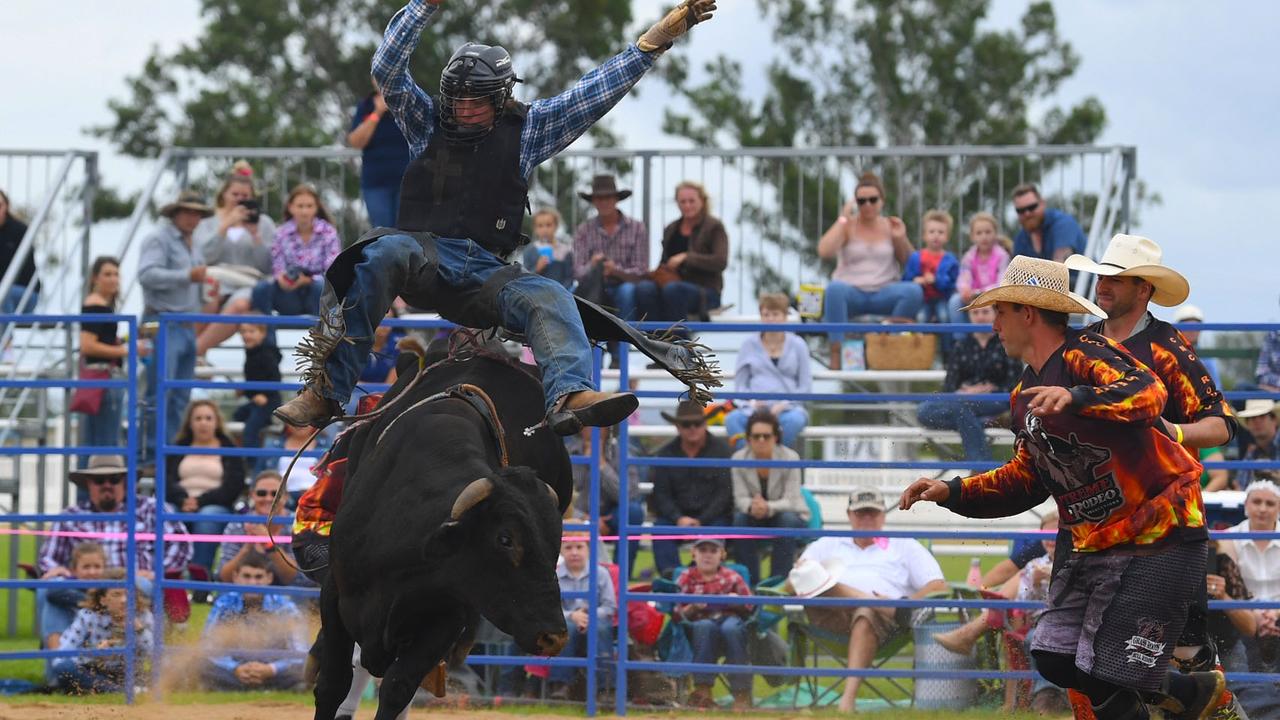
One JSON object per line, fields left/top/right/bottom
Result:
{"left": 7, "top": 145, "right": 1279, "bottom": 710}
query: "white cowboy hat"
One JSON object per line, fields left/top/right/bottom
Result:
{"left": 1063, "top": 234, "right": 1190, "bottom": 307}
{"left": 1237, "top": 399, "right": 1276, "bottom": 420}
{"left": 788, "top": 557, "right": 843, "bottom": 598}
{"left": 963, "top": 256, "right": 1107, "bottom": 319}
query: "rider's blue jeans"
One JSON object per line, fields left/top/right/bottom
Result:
{"left": 321, "top": 234, "right": 595, "bottom": 413}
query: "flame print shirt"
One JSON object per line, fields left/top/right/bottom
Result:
{"left": 1088, "top": 313, "right": 1234, "bottom": 445}
{"left": 942, "top": 330, "right": 1207, "bottom": 554}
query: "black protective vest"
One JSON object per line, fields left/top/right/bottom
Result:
{"left": 396, "top": 103, "right": 529, "bottom": 257}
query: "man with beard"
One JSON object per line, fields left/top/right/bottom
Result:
{"left": 1067, "top": 234, "right": 1245, "bottom": 719}
{"left": 900, "top": 256, "right": 1233, "bottom": 720}
{"left": 38, "top": 455, "right": 194, "bottom": 579}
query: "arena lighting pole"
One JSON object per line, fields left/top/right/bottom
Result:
{"left": 123, "top": 318, "right": 139, "bottom": 703}
{"left": 613, "top": 345, "right": 631, "bottom": 717}
{"left": 585, "top": 346, "right": 603, "bottom": 717}
{"left": 149, "top": 317, "right": 169, "bottom": 697}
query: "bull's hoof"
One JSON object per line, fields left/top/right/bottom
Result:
{"left": 421, "top": 660, "right": 447, "bottom": 698}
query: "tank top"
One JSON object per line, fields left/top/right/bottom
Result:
{"left": 832, "top": 229, "right": 899, "bottom": 291}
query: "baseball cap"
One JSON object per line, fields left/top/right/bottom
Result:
{"left": 692, "top": 537, "right": 725, "bottom": 549}
{"left": 1173, "top": 304, "right": 1204, "bottom": 323}
{"left": 847, "top": 486, "right": 884, "bottom": 512}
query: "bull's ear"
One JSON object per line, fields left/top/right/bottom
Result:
{"left": 451, "top": 478, "right": 495, "bottom": 521}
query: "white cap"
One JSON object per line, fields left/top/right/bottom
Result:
{"left": 1173, "top": 304, "right": 1204, "bottom": 323}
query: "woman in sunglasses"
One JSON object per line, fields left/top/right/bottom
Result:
{"left": 215, "top": 471, "right": 298, "bottom": 586}
{"left": 818, "top": 171, "right": 923, "bottom": 368}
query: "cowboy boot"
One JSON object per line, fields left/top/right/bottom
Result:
{"left": 275, "top": 298, "right": 348, "bottom": 428}
{"left": 1154, "top": 670, "right": 1230, "bottom": 720}
{"left": 547, "top": 390, "right": 639, "bottom": 436}
{"left": 932, "top": 613, "right": 988, "bottom": 656}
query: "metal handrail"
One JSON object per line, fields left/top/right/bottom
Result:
{"left": 0, "top": 152, "right": 76, "bottom": 313}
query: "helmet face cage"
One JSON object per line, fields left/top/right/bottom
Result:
{"left": 439, "top": 44, "right": 518, "bottom": 142}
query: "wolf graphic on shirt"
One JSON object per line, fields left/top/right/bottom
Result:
{"left": 1021, "top": 411, "right": 1123, "bottom": 525}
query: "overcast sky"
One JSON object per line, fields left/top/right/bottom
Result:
{"left": 3, "top": 1, "right": 1278, "bottom": 322}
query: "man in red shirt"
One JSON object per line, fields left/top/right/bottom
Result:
{"left": 901, "top": 256, "right": 1232, "bottom": 720}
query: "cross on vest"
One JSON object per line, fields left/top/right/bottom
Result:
{"left": 397, "top": 103, "right": 530, "bottom": 257}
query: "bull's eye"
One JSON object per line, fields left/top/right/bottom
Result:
{"left": 498, "top": 532, "right": 514, "bottom": 549}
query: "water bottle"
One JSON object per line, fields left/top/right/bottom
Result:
{"left": 966, "top": 557, "right": 983, "bottom": 589}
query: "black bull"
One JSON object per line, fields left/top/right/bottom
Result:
{"left": 313, "top": 349, "right": 574, "bottom": 720}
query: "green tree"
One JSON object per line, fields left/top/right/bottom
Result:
{"left": 660, "top": 0, "right": 1111, "bottom": 293}
{"left": 95, "top": 0, "right": 634, "bottom": 156}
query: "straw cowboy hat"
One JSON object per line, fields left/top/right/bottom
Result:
{"left": 159, "top": 190, "right": 214, "bottom": 219}
{"left": 69, "top": 455, "right": 128, "bottom": 485}
{"left": 788, "top": 557, "right": 843, "bottom": 598}
{"left": 1237, "top": 399, "right": 1276, "bottom": 420}
{"left": 1063, "top": 234, "right": 1190, "bottom": 307}
{"left": 578, "top": 174, "right": 633, "bottom": 202}
{"left": 963, "top": 255, "right": 1107, "bottom": 318}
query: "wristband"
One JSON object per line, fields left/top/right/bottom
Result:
{"left": 1173, "top": 423, "right": 1184, "bottom": 445}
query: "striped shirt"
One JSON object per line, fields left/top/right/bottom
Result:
{"left": 372, "top": 1, "right": 656, "bottom": 180}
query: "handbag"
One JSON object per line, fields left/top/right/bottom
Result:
{"left": 648, "top": 265, "right": 682, "bottom": 289}
{"left": 69, "top": 363, "right": 110, "bottom": 415}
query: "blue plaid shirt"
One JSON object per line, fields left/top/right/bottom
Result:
{"left": 372, "top": 1, "right": 656, "bottom": 179}
{"left": 202, "top": 590, "right": 309, "bottom": 676}
{"left": 1256, "top": 331, "right": 1280, "bottom": 388}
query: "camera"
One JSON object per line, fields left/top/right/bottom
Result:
{"left": 238, "top": 198, "right": 261, "bottom": 224}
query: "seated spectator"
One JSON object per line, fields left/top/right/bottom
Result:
{"left": 347, "top": 81, "right": 411, "bottom": 228}
{"left": 39, "top": 456, "right": 193, "bottom": 581}
{"left": 0, "top": 188, "right": 37, "bottom": 313}
{"left": 200, "top": 552, "right": 308, "bottom": 691}
{"left": 1009, "top": 183, "right": 1085, "bottom": 262}
{"left": 1235, "top": 400, "right": 1280, "bottom": 489}
{"left": 1256, "top": 328, "right": 1280, "bottom": 394}
{"left": 1220, "top": 479, "right": 1279, "bottom": 716}
{"left": 674, "top": 538, "right": 753, "bottom": 710}
{"left": 635, "top": 181, "right": 727, "bottom": 323}
{"left": 648, "top": 401, "right": 733, "bottom": 578}
{"left": 522, "top": 208, "right": 574, "bottom": 289}
{"left": 572, "top": 175, "right": 648, "bottom": 323}
{"left": 788, "top": 486, "right": 947, "bottom": 712}
{"left": 916, "top": 303, "right": 1022, "bottom": 466}
{"left": 166, "top": 400, "right": 247, "bottom": 572}
{"left": 730, "top": 410, "right": 808, "bottom": 586}
{"left": 818, "top": 172, "right": 922, "bottom": 369}
{"left": 38, "top": 542, "right": 107, "bottom": 653}
{"left": 231, "top": 322, "right": 281, "bottom": 450}
{"left": 564, "top": 425, "right": 643, "bottom": 573}
{"left": 724, "top": 292, "right": 811, "bottom": 449}
{"left": 250, "top": 185, "right": 340, "bottom": 317}
{"left": 934, "top": 513, "right": 1066, "bottom": 713}
{"left": 51, "top": 567, "right": 154, "bottom": 694}
{"left": 1173, "top": 304, "right": 1223, "bottom": 388}
{"left": 980, "top": 524, "right": 1051, "bottom": 591}
{"left": 947, "top": 212, "right": 1011, "bottom": 331}
{"left": 216, "top": 471, "right": 298, "bottom": 586}
{"left": 547, "top": 534, "right": 616, "bottom": 701}
{"left": 903, "top": 209, "right": 959, "bottom": 327}
{"left": 194, "top": 161, "right": 278, "bottom": 356}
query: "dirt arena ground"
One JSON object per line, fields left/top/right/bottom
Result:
{"left": 0, "top": 706, "right": 806, "bottom": 720}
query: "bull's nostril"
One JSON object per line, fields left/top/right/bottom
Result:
{"left": 539, "top": 631, "right": 569, "bottom": 656}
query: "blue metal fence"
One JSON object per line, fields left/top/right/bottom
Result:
{"left": 14, "top": 312, "right": 1280, "bottom": 710}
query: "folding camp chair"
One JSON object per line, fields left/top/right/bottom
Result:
{"left": 652, "top": 562, "right": 754, "bottom": 705}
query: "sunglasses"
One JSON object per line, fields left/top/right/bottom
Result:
{"left": 855, "top": 196, "right": 881, "bottom": 206}
{"left": 748, "top": 433, "right": 775, "bottom": 441}
{"left": 677, "top": 421, "right": 705, "bottom": 429}
{"left": 254, "top": 489, "right": 279, "bottom": 498}
{"left": 91, "top": 476, "right": 124, "bottom": 487}
{"left": 1014, "top": 202, "right": 1040, "bottom": 216}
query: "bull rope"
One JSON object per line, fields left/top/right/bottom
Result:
{"left": 263, "top": 329, "right": 511, "bottom": 572}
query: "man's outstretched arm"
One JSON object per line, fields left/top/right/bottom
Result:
{"left": 372, "top": 0, "right": 444, "bottom": 159}
{"left": 521, "top": 0, "right": 716, "bottom": 174}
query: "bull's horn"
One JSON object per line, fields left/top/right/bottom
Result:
{"left": 451, "top": 478, "right": 495, "bottom": 520}
{"left": 544, "top": 483, "right": 559, "bottom": 508}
